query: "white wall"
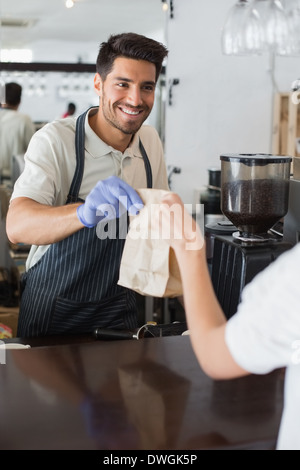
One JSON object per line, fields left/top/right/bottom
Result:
{"left": 4, "top": 1, "right": 299, "bottom": 203}
{"left": 7, "top": 28, "right": 165, "bottom": 123}
{"left": 164, "top": 0, "right": 300, "bottom": 205}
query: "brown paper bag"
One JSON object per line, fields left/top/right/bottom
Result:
{"left": 118, "top": 189, "right": 183, "bottom": 298}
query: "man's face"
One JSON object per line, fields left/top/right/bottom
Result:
{"left": 95, "top": 57, "right": 156, "bottom": 135}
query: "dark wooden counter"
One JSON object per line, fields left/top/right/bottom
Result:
{"left": 0, "top": 336, "right": 284, "bottom": 450}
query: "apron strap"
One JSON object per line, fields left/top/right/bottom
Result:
{"left": 139, "top": 138, "right": 153, "bottom": 189}
{"left": 66, "top": 108, "right": 153, "bottom": 204}
{"left": 66, "top": 109, "right": 89, "bottom": 204}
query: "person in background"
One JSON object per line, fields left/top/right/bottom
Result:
{"left": 158, "top": 192, "right": 300, "bottom": 450}
{"left": 6, "top": 33, "right": 169, "bottom": 338}
{"left": 62, "top": 102, "right": 76, "bottom": 118}
{"left": 0, "top": 82, "right": 35, "bottom": 185}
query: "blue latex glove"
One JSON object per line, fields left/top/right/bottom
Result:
{"left": 77, "top": 176, "right": 144, "bottom": 228}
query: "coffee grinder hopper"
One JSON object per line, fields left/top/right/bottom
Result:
{"left": 220, "top": 154, "right": 292, "bottom": 243}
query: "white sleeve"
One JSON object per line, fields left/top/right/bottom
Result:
{"left": 23, "top": 115, "right": 35, "bottom": 149}
{"left": 11, "top": 130, "right": 59, "bottom": 205}
{"left": 225, "top": 243, "right": 300, "bottom": 374}
{"left": 11, "top": 123, "right": 72, "bottom": 206}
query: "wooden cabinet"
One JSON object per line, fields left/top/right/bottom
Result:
{"left": 272, "top": 92, "right": 300, "bottom": 158}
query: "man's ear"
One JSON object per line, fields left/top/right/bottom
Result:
{"left": 94, "top": 73, "right": 103, "bottom": 97}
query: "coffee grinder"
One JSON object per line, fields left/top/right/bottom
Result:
{"left": 209, "top": 154, "right": 292, "bottom": 319}
{"left": 283, "top": 158, "right": 300, "bottom": 246}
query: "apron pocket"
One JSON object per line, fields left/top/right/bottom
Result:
{"left": 49, "top": 292, "right": 129, "bottom": 335}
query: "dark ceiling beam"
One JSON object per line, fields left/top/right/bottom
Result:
{"left": 0, "top": 62, "right": 96, "bottom": 73}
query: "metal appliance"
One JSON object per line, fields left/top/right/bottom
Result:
{"left": 200, "top": 168, "right": 223, "bottom": 225}
{"left": 208, "top": 154, "right": 293, "bottom": 319}
{"left": 283, "top": 177, "right": 300, "bottom": 245}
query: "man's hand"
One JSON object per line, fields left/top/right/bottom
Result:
{"left": 77, "top": 176, "right": 144, "bottom": 228}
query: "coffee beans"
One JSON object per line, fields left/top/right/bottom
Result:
{"left": 221, "top": 179, "right": 289, "bottom": 236}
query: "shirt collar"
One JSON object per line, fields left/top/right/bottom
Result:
{"left": 84, "top": 107, "right": 143, "bottom": 159}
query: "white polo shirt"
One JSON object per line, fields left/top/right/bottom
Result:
{"left": 0, "top": 108, "right": 35, "bottom": 178}
{"left": 11, "top": 107, "right": 169, "bottom": 269}
{"left": 225, "top": 242, "right": 300, "bottom": 450}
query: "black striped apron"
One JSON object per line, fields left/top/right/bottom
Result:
{"left": 17, "top": 109, "right": 152, "bottom": 337}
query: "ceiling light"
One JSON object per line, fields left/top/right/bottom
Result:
{"left": 162, "top": 1, "right": 169, "bottom": 12}
{"left": 65, "top": 0, "right": 75, "bottom": 8}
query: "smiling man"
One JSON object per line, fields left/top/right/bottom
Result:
{"left": 6, "top": 33, "right": 169, "bottom": 337}
{"left": 91, "top": 56, "right": 156, "bottom": 150}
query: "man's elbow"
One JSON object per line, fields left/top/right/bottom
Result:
{"left": 6, "top": 214, "right": 21, "bottom": 244}
{"left": 6, "top": 201, "right": 25, "bottom": 244}
{"left": 190, "top": 336, "right": 249, "bottom": 381}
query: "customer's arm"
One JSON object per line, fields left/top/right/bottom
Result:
{"left": 159, "top": 193, "right": 249, "bottom": 380}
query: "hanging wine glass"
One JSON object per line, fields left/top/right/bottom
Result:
{"left": 265, "top": 0, "right": 292, "bottom": 55}
{"left": 223, "top": 0, "right": 296, "bottom": 56}
{"left": 247, "top": 0, "right": 269, "bottom": 51}
{"left": 243, "top": 4, "right": 265, "bottom": 54}
{"left": 250, "top": 0, "right": 270, "bottom": 22}
{"left": 221, "top": 0, "right": 252, "bottom": 55}
{"left": 286, "top": 0, "right": 300, "bottom": 55}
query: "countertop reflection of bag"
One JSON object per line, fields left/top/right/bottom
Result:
{"left": 118, "top": 189, "right": 183, "bottom": 298}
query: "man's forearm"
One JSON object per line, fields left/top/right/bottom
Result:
{"left": 6, "top": 197, "right": 84, "bottom": 245}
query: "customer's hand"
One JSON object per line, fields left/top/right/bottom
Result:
{"left": 77, "top": 176, "right": 144, "bottom": 228}
{"left": 158, "top": 192, "right": 204, "bottom": 252}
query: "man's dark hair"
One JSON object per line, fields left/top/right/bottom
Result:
{"left": 67, "top": 102, "right": 76, "bottom": 114}
{"left": 5, "top": 82, "right": 22, "bottom": 107}
{"left": 96, "top": 32, "right": 168, "bottom": 82}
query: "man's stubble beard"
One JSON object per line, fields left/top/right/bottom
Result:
{"left": 101, "top": 92, "right": 151, "bottom": 136}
